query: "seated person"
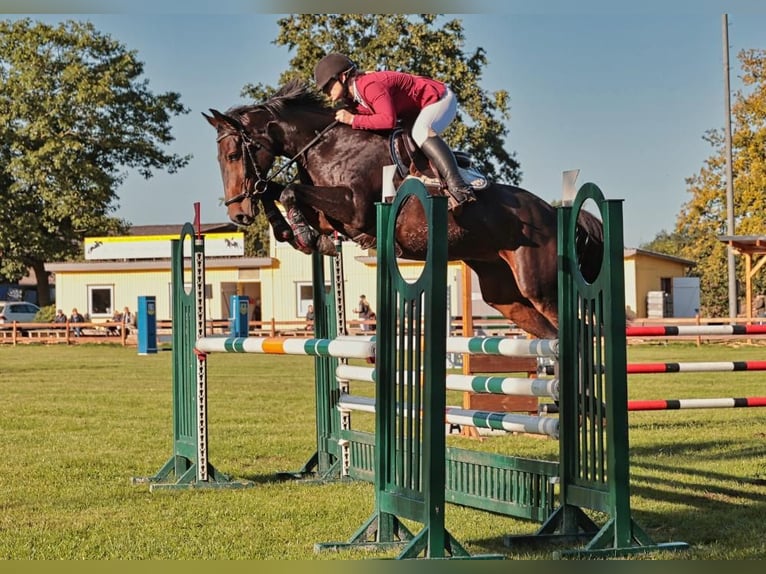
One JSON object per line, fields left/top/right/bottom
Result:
{"left": 69, "top": 308, "right": 85, "bottom": 336}
{"left": 121, "top": 306, "right": 134, "bottom": 336}
{"left": 53, "top": 309, "right": 67, "bottom": 324}
{"left": 108, "top": 309, "right": 123, "bottom": 336}
{"left": 305, "top": 304, "right": 315, "bottom": 331}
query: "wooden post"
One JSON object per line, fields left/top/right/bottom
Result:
{"left": 459, "top": 263, "right": 539, "bottom": 440}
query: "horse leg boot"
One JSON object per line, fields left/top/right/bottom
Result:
{"left": 420, "top": 136, "right": 477, "bottom": 213}
{"left": 286, "top": 207, "right": 319, "bottom": 254}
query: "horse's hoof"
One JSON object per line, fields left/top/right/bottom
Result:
{"left": 353, "top": 233, "right": 377, "bottom": 251}
{"left": 317, "top": 235, "right": 338, "bottom": 256}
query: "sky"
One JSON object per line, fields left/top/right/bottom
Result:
{"left": 5, "top": 1, "right": 766, "bottom": 248}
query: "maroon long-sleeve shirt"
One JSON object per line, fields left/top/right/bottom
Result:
{"left": 349, "top": 70, "right": 447, "bottom": 131}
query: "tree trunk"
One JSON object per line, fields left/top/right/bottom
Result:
{"left": 32, "top": 260, "right": 52, "bottom": 307}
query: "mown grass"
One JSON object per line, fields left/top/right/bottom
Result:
{"left": 1, "top": 342, "right": 766, "bottom": 560}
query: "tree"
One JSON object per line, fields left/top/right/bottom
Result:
{"left": 236, "top": 14, "right": 521, "bottom": 257}
{"left": 0, "top": 18, "right": 190, "bottom": 306}
{"left": 666, "top": 49, "right": 766, "bottom": 317}
{"left": 639, "top": 230, "right": 689, "bottom": 258}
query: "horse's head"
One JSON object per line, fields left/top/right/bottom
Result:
{"left": 202, "top": 107, "right": 279, "bottom": 226}
{"left": 204, "top": 80, "right": 335, "bottom": 227}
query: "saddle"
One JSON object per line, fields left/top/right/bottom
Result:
{"left": 388, "top": 128, "right": 489, "bottom": 191}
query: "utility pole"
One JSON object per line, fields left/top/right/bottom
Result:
{"left": 722, "top": 13, "right": 737, "bottom": 319}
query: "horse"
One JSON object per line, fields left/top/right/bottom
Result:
{"left": 203, "top": 79, "right": 603, "bottom": 340}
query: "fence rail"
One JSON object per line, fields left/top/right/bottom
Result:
{"left": 0, "top": 321, "right": 132, "bottom": 346}
{"left": 3, "top": 315, "right": 764, "bottom": 347}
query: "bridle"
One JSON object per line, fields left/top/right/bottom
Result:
{"left": 216, "top": 128, "right": 274, "bottom": 206}
{"left": 218, "top": 118, "right": 340, "bottom": 207}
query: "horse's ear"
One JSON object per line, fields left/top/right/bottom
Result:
{"left": 202, "top": 110, "right": 217, "bottom": 128}
{"left": 208, "top": 108, "right": 245, "bottom": 132}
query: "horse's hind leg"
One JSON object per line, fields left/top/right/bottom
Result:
{"left": 464, "top": 259, "right": 558, "bottom": 340}
{"left": 496, "top": 246, "right": 560, "bottom": 339}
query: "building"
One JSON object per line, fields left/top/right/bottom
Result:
{"left": 46, "top": 220, "right": 698, "bottom": 326}
{"left": 46, "top": 222, "right": 464, "bottom": 326}
{"left": 623, "top": 248, "right": 697, "bottom": 319}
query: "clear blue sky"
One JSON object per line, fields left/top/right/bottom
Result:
{"left": 7, "top": 2, "right": 766, "bottom": 247}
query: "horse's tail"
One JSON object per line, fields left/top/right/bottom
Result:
{"left": 575, "top": 210, "right": 605, "bottom": 284}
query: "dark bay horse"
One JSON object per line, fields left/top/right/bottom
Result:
{"left": 203, "top": 79, "right": 603, "bottom": 340}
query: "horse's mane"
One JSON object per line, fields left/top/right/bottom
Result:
{"left": 226, "top": 79, "right": 329, "bottom": 120}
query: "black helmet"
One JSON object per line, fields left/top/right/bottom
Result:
{"left": 314, "top": 53, "right": 356, "bottom": 91}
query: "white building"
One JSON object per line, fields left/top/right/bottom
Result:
{"left": 46, "top": 222, "right": 464, "bottom": 327}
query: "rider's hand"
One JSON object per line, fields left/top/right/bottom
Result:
{"left": 335, "top": 109, "right": 354, "bottom": 125}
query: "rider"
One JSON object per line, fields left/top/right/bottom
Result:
{"left": 313, "top": 53, "right": 477, "bottom": 212}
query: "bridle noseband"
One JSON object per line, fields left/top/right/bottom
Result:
{"left": 218, "top": 118, "right": 340, "bottom": 207}
{"left": 217, "top": 129, "right": 273, "bottom": 206}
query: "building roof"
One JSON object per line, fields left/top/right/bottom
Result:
{"left": 718, "top": 235, "right": 766, "bottom": 254}
{"left": 623, "top": 248, "right": 696, "bottom": 267}
{"left": 46, "top": 257, "right": 273, "bottom": 273}
{"left": 126, "top": 222, "right": 238, "bottom": 236}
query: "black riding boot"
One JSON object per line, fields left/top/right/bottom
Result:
{"left": 420, "top": 136, "right": 477, "bottom": 212}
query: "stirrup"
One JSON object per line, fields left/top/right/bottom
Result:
{"left": 446, "top": 187, "right": 476, "bottom": 212}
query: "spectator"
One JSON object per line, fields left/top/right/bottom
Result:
{"left": 122, "top": 306, "right": 134, "bottom": 335}
{"left": 69, "top": 308, "right": 85, "bottom": 337}
{"left": 108, "top": 308, "right": 123, "bottom": 336}
{"left": 305, "top": 304, "right": 315, "bottom": 331}
{"left": 252, "top": 298, "right": 262, "bottom": 323}
{"left": 53, "top": 309, "right": 67, "bottom": 324}
{"left": 354, "top": 294, "right": 373, "bottom": 332}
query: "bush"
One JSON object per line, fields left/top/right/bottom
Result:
{"left": 36, "top": 304, "right": 56, "bottom": 322}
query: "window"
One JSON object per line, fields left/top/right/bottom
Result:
{"left": 296, "top": 281, "right": 330, "bottom": 318}
{"left": 88, "top": 285, "right": 114, "bottom": 318}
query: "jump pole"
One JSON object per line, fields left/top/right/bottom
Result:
{"left": 540, "top": 397, "right": 766, "bottom": 413}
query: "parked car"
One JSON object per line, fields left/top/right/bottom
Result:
{"left": 0, "top": 301, "right": 41, "bottom": 330}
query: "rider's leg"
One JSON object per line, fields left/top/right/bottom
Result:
{"left": 420, "top": 135, "right": 476, "bottom": 210}
{"left": 413, "top": 91, "right": 476, "bottom": 212}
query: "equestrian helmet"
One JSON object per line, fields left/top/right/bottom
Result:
{"left": 314, "top": 53, "right": 356, "bottom": 91}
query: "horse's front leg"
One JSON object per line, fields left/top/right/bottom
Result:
{"left": 253, "top": 181, "right": 293, "bottom": 243}
{"left": 261, "top": 197, "right": 293, "bottom": 243}
{"left": 287, "top": 183, "right": 377, "bottom": 250}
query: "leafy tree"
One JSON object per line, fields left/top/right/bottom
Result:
{"left": 639, "top": 230, "right": 689, "bottom": 258}
{"left": 237, "top": 14, "right": 521, "bottom": 255}
{"left": 0, "top": 18, "right": 190, "bottom": 305}
{"left": 242, "top": 208, "right": 270, "bottom": 257}
{"left": 667, "top": 49, "right": 766, "bottom": 317}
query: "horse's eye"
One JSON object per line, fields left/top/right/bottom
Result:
{"left": 226, "top": 152, "right": 241, "bottom": 161}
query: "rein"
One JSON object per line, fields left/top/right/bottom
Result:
{"left": 222, "top": 119, "right": 339, "bottom": 206}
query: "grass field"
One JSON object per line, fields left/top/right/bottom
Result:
{"left": 2, "top": 341, "right": 766, "bottom": 560}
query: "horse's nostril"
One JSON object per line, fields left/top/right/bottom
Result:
{"left": 233, "top": 213, "right": 253, "bottom": 226}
